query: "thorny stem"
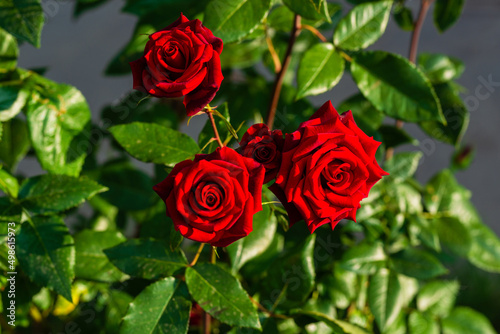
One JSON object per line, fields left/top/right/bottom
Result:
{"left": 385, "top": 0, "right": 434, "bottom": 161}
{"left": 205, "top": 106, "right": 224, "bottom": 148}
{"left": 189, "top": 243, "right": 205, "bottom": 267}
{"left": 266, "top": 14, "right": 301, "bottom": 130}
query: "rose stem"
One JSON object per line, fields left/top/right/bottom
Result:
{"left": 300, "top": 24, "right": 328, "bottom": 42}
{"left": 207, "top": 110, "right": 224, "bottom": 148}
{"left": 385, "top": 0, "right": 434, "bottom": 161}
{"left": 265, "top": 14, "right": 301, "bottom": 130}
{"left": 189, "top": 243, "right": 205, "bottom": 267}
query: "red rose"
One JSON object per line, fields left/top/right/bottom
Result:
{"left": 130, "top": 14, "right": 224, "bottom": 116}
{"left": 153, "top": 147, "right": 265, "bottom": 247}
{"left": 270, "top": 101, "right": 388, "bottom": 233}
{"left": 238, "top": 124, "right": 284, "bottom": 183}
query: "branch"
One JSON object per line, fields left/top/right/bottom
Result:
{"left": 207, "top": 111, "right": 224, "bottom": 148}
{"left": 265, "top": 26, "right": 282, "bottom": 73}
{"left": 265, "top": 14, "right": 301, "bottom": 129}
{"left": 385, "top": 0, "right": 434, "bottom": 160}
{"left": 300, "top": 24, "right": 328, "bottom": 42}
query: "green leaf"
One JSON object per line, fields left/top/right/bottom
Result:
{"left": 74, "top": 230, "right": 127, "bottom": 282}
{"left": 104, "top": 238, "right": 187, "bottom": 279}
{"left": 393, "top": 5, "right": 413, "bottom": 31}
{"left": 120, "top": 277, "right": 191, "bottom": 334}
{"left": 434, "top": 0, "right": 465, "bottom": 33}
{"left": 391, "top": 248, "right": 447, "bottom": 280}
{"left": 17, "top": 215, "right": 74, "bottom": 301}
{"left": 0, "top": 0, "right": 44, "bottom": 47}
{"left": 19, "top": 174, "right": 108, "bottom": 215}
{"left": 420, "top": 82, "right": 469, "bottom": 146}
{"left": 333, "top": 1, "right": 392, "bottom": 50}
{"left": 268, "top": 234, "right": 316, "bottom": 306}
{"left": 351, "top": 51, "right": 444, "bottom": 123}
{"left": 0, "top": 167, "right": 18, "bottom": 197}
{"left": 0, "top": 196, "right": 21, "bottom": 221}
{"left": 324, "top": 263, "right": 357, "bottom": 309}
{"left": 417, "top": 280, "right": 459, "bottom": 318}
{"left": 282, "top": 0, "right": 331, "bottom": 22}
{"left": 296, "top": 43, "right": 344, "bottom": 99}
{"left": 0, "top": 28, "right": 18, "bottom": 72}
{"left": 442, "top": 307, "right": 496, "bottom": 334}
{"left": 25, "top": 76, "right": 91, "bottom": 176}
{"left": 219, "top": 36, "right": 266, "bottom": 69}
{"left": 140, "top": 213, "right": 183, "bottom": 252}
{"left": 340, "top": 241, "right": 386, "bottom": 275}
{"left": 0, "top": 118, "right": 30, "bottom": 171}
{"left": 204, "top": 0, "right": 271, "bottom": 43}
{"left": 424, "top": 170, "right": 477, "bottom": 222}
{"left": 379, "top": 125, "right": 417, "bottom": 148}
{"left": 433, "top": 217, "right": 471, "bottom": 256}
{"left": 0, "top": 81, "right": 28, "bottom": 122}
{"left": 74, "top": 0, "right": 109, "bottom": 17}
{"left": 123, "top": 0, "right": 205, "bottom": 18}
{"left": 467, "top": 223, "right": 500, "bottom": 273}
{"left": 386, "top": 182, "right": 422, "bottom": 214}
{"left": 104, "top": 290, "right": 133, "bottom": 334}
{"left": 186, "top": 263, "right": 261, "bottom": 330}
{"left": 337, "top": 93, "right": 384, "bottom": 133}
{"left": 292, "top": 310, "right": 349, "bottom": 333}
{"left": 408, "top": 312, "right": 439, "bottom": 334}
{"left": 109, "top": 122, "right": 199, "bottom": 165}
{"left": 408, "top": 215, "right": 440, "bottom": 252}
{"left": 368, "top": 268, "right": 403, "bottom": 332}
{"left": 227, "top": 205, "right": 277, "bottom": 272}
{"left": 418, "top": 53, "right": 464, "bottom": 83}
{"left": 98, "top": 162, "right": 157, "bottom": 211}
{"left": 383, "top": 152, "right": 422, "bottom": 183}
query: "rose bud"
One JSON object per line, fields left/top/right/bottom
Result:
{"left": 238, "top": 124, "right": 284, "bottom": 183}
{"left": 270, "top": 101, "right": 389, "bottom": 233}
{"left": 130, "top": 13, "right": 224, "bottom": 116}
{"left": 153, "top": 147, "right": 265, "bottom": 247}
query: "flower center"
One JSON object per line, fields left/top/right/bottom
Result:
{"left": 254, "top": 143, "right": 276, "bottom": 163}
{"left": 321, "top": 159, "right": 352, "bottom": 191}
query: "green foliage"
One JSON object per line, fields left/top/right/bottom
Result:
{"left": 296, "top": 43, "right": 344, "bottom": 99}
{"left": 0, "top": 0, "right": 44, "bottom": 47}
{"left": 351, "top": 51, "right": 444, "bottom": 123}
{"left": 434, "top": 0, "right": 465, "bottom": 33}
{"left": 186, "top": 263, "right": 261, "bottom": 329}
{"left": 104, "top": 238, "right": 187, "bottom": 279}
{"left": 1, "top": 0, "right": 499, "bottom": 333}
{"left": 120, "top": 277, "right": 191, "bottom": 334}
{"left": 204, "top": 0, "right": 271, "bottom": 43}
{"left": 333, "top": 1, "right": 392, "bottom": 50}
{"left": 110, "top": 122, "right": 200, "bottom": 165}
{"left": 17, "top": 216, "right": 75, "bottom": 301}
{"left": 19, "top": 174, "right": 108, "bottom": 215}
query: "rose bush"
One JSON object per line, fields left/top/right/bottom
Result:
{"left": 3, "top": 0, "right": 500, "bottom": 333}
{"left": 130, "top": 13, "right": 223, "bottom": 115}
{"left": 270, "top": 101, "right": 388, "bottom": 232}
{"left": 153, "top": 146, "right": 265, "bottom": 247}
